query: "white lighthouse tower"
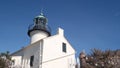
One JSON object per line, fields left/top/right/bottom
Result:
{"left": 11, "top": 13, "right": 76, "bottom": 68}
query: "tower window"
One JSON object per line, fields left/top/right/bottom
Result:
{"left": 30, "top": 55, "right": 34, "bottom": 67}
{"left": 62, "top": 43, "right": 67, "bottom": 53}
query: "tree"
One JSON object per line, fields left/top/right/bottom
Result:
{"left": 79, "top": 49, "right": 120, "bottom": 68}
{"left": 0, "top": 51, "right": 12, "bottom": 68}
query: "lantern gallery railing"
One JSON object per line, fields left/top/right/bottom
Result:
{"left": 28, "top": 24, "right": 51, "bottom": 36}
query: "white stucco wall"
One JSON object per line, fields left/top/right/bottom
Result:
{"left": 42, "top": 55, "right": 75, "bottom": 68}
{"left": 22, "top": 41, "right": 42, "bottom": 68}
{"left": 42, "top": 28, "right": 76, "bottom": 68}
{"left": 11, "top": 48, "right": 24, "bottom": 67}
{"left": 12, "top": 41, "right": 43, "bottom": 68}
{"left": 43, "top": 35, "right": 75, "bottom": 61}
{"left": 12, "top": 56, "right": 22, "bottom": 66}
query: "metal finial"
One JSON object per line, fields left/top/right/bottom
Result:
{"left": 40, "top": 8, "right": 44, "bottom": 16}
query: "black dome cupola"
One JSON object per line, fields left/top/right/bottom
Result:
{"left": 28, "top": 13, "right": 51, "bottom": 36}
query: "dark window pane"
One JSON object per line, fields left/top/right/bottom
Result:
{"left": 35, "top": 18, "right": 39, "bottom": 24}
{"left": 62, "top": 43, "right": 67, "bottom": 52}
{"left": 30, "top": 55, "right": 34, "bottom": 67}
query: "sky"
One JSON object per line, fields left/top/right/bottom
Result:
{"left": 0, "top": 0, "right": 120, "bottom": 57}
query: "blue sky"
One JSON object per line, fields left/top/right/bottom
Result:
{"left": 0, "top": 0, "right": 120, "bottom": 57}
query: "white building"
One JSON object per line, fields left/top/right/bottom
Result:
{"left": 11, "top": 13, "right": 76, "bottom": 68}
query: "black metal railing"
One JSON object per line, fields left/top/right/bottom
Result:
{"left": 28, "top": 24, "right": 51, "bottom": 36}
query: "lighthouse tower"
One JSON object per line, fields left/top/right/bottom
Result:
{"left": 11, "top": 12, "right": 76, "bottom": 68}
{"left": 28, "top": 13, "right": 51, "bottom": 44}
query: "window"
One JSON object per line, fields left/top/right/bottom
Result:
{"left": 30, "top": 55, "right": 34, "bottom": 67}
{"left": 12, "top": 60, "right": 15, "bottom": 65}
{"left": 62, "top": 43, "right": 67, "bottom": 53}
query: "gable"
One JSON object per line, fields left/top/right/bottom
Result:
{"left": 42, "top": 34, "right": 76, "bottom": 62}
